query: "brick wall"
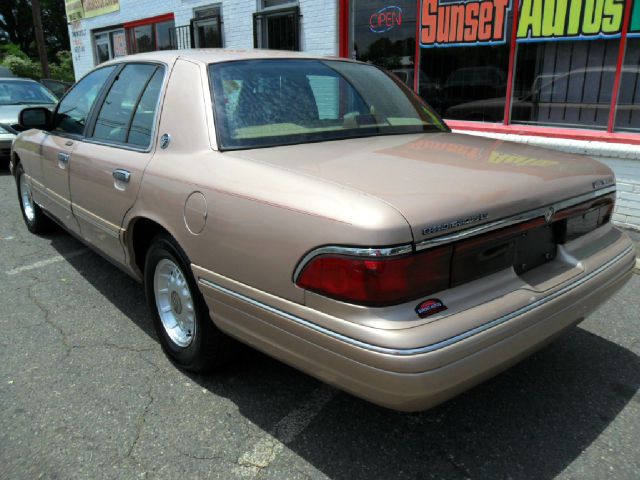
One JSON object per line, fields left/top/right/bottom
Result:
{"left": 69, "top": 1, "right": 338, "bottom": 79}
{"left": 601, "top": 158, "right": 640, "bottom": 231}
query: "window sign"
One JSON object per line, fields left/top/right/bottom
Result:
{"left": 630, "top": 0, "right": 640, "bottom": 36}
{"left": 420, "top": 0, "right": 512, "bottom": 48}
{"left": 112, "top": 31, "right": 127, "bottom": 57}
{"left": 369, "top": 6, "right": 404, "bottom": 33}
{"left": 64, "top": 0, "right": 84, "bottom": 22}
{"left": 421, "top": 1, "right": 637, "bottom": 48}
{"left": 516, "top": 0, "right": 625, "bottom": 42}
{"left": 64, "top": 0, "right": 119, "bottom": 20}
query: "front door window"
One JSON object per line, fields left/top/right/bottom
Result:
{"left": 51, "top": 66, "right": 116, "bottom": 137}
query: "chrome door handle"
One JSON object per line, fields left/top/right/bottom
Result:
{"left": 112, "top": 169, "right": 131, "bottom": 183}
{"left": 57, "top": 152, "right": 70, "bottom": 169}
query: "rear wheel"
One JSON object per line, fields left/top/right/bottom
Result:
{"left": 16, "top": 163, "right": 53, "bottom": 234}
{"left": 144, "top": 233, "right": 232, "bottom": 372}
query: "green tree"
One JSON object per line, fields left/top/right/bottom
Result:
{"left": 0, "top": 0, "right": 70, "bottom": 62}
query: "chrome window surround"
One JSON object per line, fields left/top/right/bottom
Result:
{"left": 84, "top": 61, "right": 169, "bottom": 154}
{"left": 201, "top": 243, "right": 634, "bottom": 357}
{"left": 292, "top": 185, "right": 617, "bottom": 282}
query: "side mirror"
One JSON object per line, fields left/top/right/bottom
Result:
{"left": 18, "top": 107, "right": 51, "bottom": 130}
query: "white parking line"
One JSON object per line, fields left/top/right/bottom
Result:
{"left": 234, "top": 385, "right": 336, "bottom": 477}
{"left": 5, "top": 249, "right": 89, "bottom": 275}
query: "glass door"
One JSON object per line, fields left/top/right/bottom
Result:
{"left": 193, "top": 17, "right": 222, "bottom": 48}
{"left": 94, "top": 33, "right": 112, "bottom": 64}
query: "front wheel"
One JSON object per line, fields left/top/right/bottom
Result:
{"left": 144, "top": 234, "right": 232, "bottom": 372}
{"left": 16, "top": 163, "right": 53, "bottom": 234}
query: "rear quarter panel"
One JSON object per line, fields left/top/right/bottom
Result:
{"left": 125, "top": 58, "right": 413, "bottom": 303}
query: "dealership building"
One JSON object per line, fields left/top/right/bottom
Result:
{"left": 66, "top": 0, "right": 640, "bottom": 229}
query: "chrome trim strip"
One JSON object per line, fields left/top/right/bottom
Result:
{"left": 45, "top": 187, "right": 72, "bottom": 209}
{"left": 293, "top": 244, "right": 413, "bottom": 282}
{"left": 73, "top": 204, "right": 122, "bottom": 239}
{"left": 200, "top": 244, "right": 634, "bottom": 357}
{"left": 416, "top": 186, "right": 617, "bottom": 251}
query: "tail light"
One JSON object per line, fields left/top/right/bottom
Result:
{"left": 297, "top": 193, "right": 615, "bottom": 307}
{"left": 296, "top": 246, "right": 452, "bottom": 307}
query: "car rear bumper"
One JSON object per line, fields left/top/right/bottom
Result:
{"left": 193, "top": 231, "right": 636, "bottom": 412}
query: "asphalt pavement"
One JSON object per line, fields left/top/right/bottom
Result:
{"left": 1, "top": 166, "right": 639, "bottom": 480}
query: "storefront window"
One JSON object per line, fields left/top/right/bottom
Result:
{"left": 193, "top": 5, "right": 223, "bottom": 48}
{"left": 254, "top": 3, "right": 300, "bottom": 51}
{"left": 615, "top": 35, "right": 640, "bottom": 132}
{"left": 93, "top": 29, "right": 127, "bottom": 65}
{"left": 417, "top": 0, "right": 514, "bottom": 121}
{"left": 133, "top": 25, "right": 155, "bottom": 53}
{"left": 351, "top": 0, "right": 417, "bottom": 86}
{"left": 156, "top": 21, "right": 174, "bottom": 50}
{"left": 127, "top": 16, "right": 176, "bottom": 54}
{"left": 512, "top": 39, "right": 620, "bottom": 130}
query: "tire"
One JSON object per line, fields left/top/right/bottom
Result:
{"left": 15, "top": 163, "right": 54, "bottom": 234}
{"left": 144, "top": 233, "right": 233, "bottom": 372}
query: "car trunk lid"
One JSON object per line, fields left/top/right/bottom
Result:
{"left": 226, "top": 132, "right": 615, "bottom": 243}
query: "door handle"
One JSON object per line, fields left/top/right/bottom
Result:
{"left": 112, "top": 169, "right": 131, "bottom": 183}
{"left": 57, "top": 152, "right": 70, "bottom": 169}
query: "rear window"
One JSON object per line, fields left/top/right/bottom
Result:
{"left": 208, "top": 59, "right": 447, "bottom": 150}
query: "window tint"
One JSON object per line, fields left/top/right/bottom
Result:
{"left": 52, "top": 66, "right": 115, "bottom": 136}
{"left": 128, "top": 68, "right": 164, "bottom": 146}
{"left": 209, "top": 59, "right": 447, "bottom": 150}
{"left": 92, "top": 64, "right": 158, "bottom": 145}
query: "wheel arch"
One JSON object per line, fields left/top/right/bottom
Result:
{"left": 10, "top": 150, "right": 21, "bottom": 177}
{"left": 126, "top": 216, "right": 176, "bottom": 278}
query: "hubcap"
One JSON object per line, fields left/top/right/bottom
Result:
{"left": 154, "top": 258, "right": 195, "bottom": 347}
{"left": 19, "top": 173, "right": 35, "bottom": 222}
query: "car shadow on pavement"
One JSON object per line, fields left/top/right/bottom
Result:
{"left": 49, "top": 232, "right": 639, "bottom": 480}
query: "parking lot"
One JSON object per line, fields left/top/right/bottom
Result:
{"left": 1, "top": 166, "right": 639, "bottom": 480}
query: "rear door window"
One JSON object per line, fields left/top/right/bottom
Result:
{"left": 128, "top": 68, "right": 165, "bottom": 147}
{"left": 91, "top": 63, "right": 162, "bottom": 146}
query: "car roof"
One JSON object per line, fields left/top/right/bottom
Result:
{"left": 103, "top": 48, "right": 353, "bottom": 66}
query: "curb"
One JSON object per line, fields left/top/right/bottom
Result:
{"left": 453, "top": 130, "right": 640, "bottom": 160}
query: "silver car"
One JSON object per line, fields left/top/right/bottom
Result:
{"left": 0, "top": 78, "right": 57, "bottom": 164}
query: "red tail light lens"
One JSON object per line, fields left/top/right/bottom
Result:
{"left": 296, "top": 246, "right": 452, "bottom": 307}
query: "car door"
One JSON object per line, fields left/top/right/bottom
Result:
{"left": 39, "top": 65, "right": 117, "bottom": 232}
{"left": 69, "top": 63, "right": 166, "bottom": 264}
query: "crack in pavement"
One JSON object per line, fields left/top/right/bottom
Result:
{"left": 125, "top": 386, "right": 155, "bottom": 461}
{"left": 70, "top": 343, "right": 156, "bottom": 355}
{"left": 25, "top": 275, "right": 73, "bottom": 358}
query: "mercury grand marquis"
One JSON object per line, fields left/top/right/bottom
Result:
{"left": 11, "top": 50, "right": 636, "bottom": 411}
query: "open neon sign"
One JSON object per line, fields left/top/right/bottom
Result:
{"left": 370, "top": 6, "right": 403, "bottom": 33}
